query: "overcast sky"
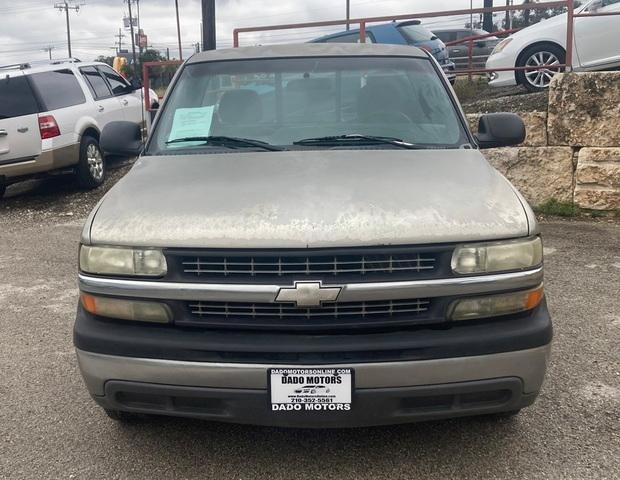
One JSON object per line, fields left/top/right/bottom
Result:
{"left": 1, "top": 0, "right": 509, "bottom": 64}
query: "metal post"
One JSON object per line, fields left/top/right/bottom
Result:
{"left": 346, "top": 0, "right": 350, "bottom": 31}
{"left": 142, "top": 63, "right": 150, "bottom": 111}
{"left": 175, "top": 0, "right": 183, "bottom": 60}
{"left": 565, "top": 0, "right": 574, "bottom": 71}
{"left": 233, "top": 30, "right": 239, "bottom": 48}
{"left": 202, "top": 0, "right": 216, "bottom": 50}
{"left": 468, "top": 39, "right": 473, "bottom": 81}
{"left": 359, "top": 21, "right": 366, "bottom": 43}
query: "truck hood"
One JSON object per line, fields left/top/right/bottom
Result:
{"left": 87, "top": 149, "right": 530, "bottom": 248}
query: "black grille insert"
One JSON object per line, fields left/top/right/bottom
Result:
{"left": 175, "top": 250, "right": 439, "bottom": 281}
{"left": 189, "top": 299, "right": 430, "bottom": 319}
{"left": 180, "top": 298, "right": 435, "bottom": 331}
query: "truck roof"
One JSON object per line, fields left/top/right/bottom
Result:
{"left": 186, "top": 42, "right": 427, "bottom": 64}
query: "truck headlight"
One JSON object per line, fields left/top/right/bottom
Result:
{"left": 450, "top": 285, "right": 544, "bottom": 321}
{"left": 451, "top": 237, "right": 542, "bottom": 275}
{"left": 79, "top": 245, "right": 167, "bottom": 277}
{"left": 80, "top": 293, "right": 172, "bottom": 323}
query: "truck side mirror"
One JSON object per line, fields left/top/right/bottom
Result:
{"left": 475, "top": 113, "right": 526, "bottom": 149}
{"left": 100, "top": 121, "right": 144, "bottom": 157}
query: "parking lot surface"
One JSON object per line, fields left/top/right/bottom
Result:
{"left": 0, "top": 178, "right": 618, "bottom": 480}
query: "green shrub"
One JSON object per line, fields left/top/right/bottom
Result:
{"left": 535, "top": 199, "right": 581, "bottom": 217}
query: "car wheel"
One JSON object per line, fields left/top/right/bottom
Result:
{"left": 0, "top": 182, "right": 5, "bottom": 199}
{"left": 516, "top": 44, "right": 565, "bottom": 92}
{"left": 75, "top": 135, "right": 106, "bottom": 189}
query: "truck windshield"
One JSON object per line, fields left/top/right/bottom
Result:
{"left": 147, "top": 56, "right": 468, "bottom": 153}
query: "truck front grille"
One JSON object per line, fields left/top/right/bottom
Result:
{"left": 182, "top": 254, "right": 435, "bottom": 276}
{"left": 167, "top": 246, "right": 449, "bottom": 283}
{"left": 180, "top": 298, "right": 434, "bottom": 330}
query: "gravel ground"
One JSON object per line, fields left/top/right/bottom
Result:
{"left": 461, "top": 89, "right": 548, "bottom": 114}
{"left": 0, "top": 173, "right": 619, "bottom": 480}
{"left": 0, "top": 157, "right": 133, "bottom": 223}
{"left": 459, "top": 85, "right": 549, "bottom": 114}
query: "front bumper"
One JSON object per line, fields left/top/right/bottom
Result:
{"left": 77, "top": 345, "right": 550, "bottom": 428}
{"left": 441, "top": 61, "right": 457, "bottom": 82}
{"left": 485, "top": 51, "right": 517, "bottom": 87}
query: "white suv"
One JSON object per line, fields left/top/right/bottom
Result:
{"left": 0, "top": 58, "right": 147, "bottom": 197}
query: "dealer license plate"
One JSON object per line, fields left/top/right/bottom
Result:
{"left": 270, "top": 368, "right": 353, "bottom": 412}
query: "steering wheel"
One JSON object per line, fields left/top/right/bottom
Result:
{"left": 359, "top": 111, "right": 414, "bottom": 124}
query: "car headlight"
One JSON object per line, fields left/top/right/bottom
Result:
{"left": 490, "top": 37, "right": 513, "bottom": 56}
{"left": 79, "top": 245, "right": 167, "bottom": 277}
{"left": 450, "top": 285, "right": 544, "bottom": 321}
{"left": 451, "top": 237, "right": 542, "bottom": 275}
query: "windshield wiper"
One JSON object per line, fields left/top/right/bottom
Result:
{"left": 293, "top": 134, "right": 424, "bottom": 149}
{"left": 165, "top": 135, "right": 284, "bottom": 151}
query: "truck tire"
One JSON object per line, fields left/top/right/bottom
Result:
{"left": 75, "top": 135, "right": 106, "bottom": 189}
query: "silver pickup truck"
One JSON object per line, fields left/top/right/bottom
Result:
{"left": 74, "top": 43, "right": 551, "bottom": 428}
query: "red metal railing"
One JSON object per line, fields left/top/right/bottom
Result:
{"left": 142, "top": 60, "right": 182, "bottom": 111}
{"left": 444, "top": 28, "right": 521, "bottom": 79}
{"left": 232, "top": 0, "right": 619, "bottom": 79}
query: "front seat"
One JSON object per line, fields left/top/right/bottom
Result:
{"left": 356, "top": 77, "right": 411, "bottom": 122}
{"left": 217, "top": 89, "right": 263, "bottom": 125}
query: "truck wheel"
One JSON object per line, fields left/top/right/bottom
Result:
{"left": 516, "top": 44, "right": 565, "bottom": 92}
{"left": 75, "top": 135, "right": 105, "bottom": 189}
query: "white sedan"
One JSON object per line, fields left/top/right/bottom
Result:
{"left": 486, "top": 0, "right": 620, "bottom": 91}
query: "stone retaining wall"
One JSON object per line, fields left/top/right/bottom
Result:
{"left": 468, "top": 72, "right": 620, "bottom": 211}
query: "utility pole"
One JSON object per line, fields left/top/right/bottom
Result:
{"left": 524, "top": 0, "right": 532, "bottom": 27}
{"left": 175, "top": 0, "right": 183, "bottom": 59}
{"left": 346, "top": 0, "right": 350, "bottom": 31}
{"left": 201, "top": 0, "right": 216, "bottom": 51}
{"left": 125, "top": 0, "right": 138, "bottom": 79}
{"left": 136, "top": 0, "right": 141, "bottom": 51}
{"left": 482, "top": 0, "right": 494, "bottom": 32}
{"left": 43, "top": 46, "right": 55, "bottom": 60}
{"left": 115, "top": 28, "right": 125, "bottom": 54}
{"left": 54, "top": 1, "right": 80, "bottom": 58}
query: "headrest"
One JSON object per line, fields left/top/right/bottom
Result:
{"left": 218, "top": 89, "right": 262, "bottom": 124}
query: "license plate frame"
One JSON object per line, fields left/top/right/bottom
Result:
{"left": 269, "top": 368, "right": 353, "bottom": 413}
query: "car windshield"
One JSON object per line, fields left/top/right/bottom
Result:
{"left": 147, "top": 56, "right": 468, "bottom": 154}
{"left": 397, "top": 24, "right": 437, "bottom": 43}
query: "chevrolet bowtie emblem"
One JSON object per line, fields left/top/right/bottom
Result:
{"left": 275, "top": 281, "right": 342, "bottom": 307}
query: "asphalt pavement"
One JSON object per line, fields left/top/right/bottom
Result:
{"left": 0, "top": 178, "right": 618, "bottom": 480}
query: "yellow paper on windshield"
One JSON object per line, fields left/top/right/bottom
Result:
{"left": 168, "top": 106, "right": 215, "bottom": 142}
